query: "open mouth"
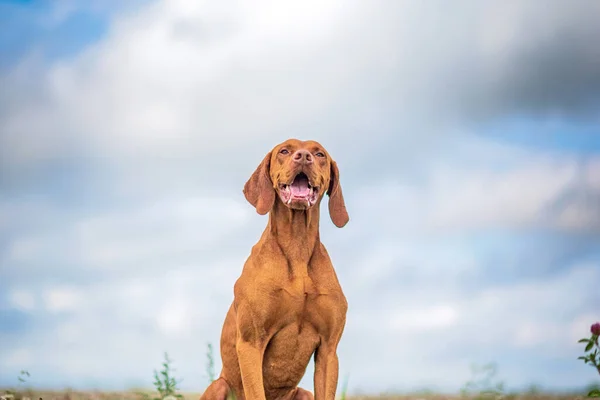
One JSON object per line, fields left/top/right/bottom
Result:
{"left": 278, "top": 172, "right": 319, "bottom": 208}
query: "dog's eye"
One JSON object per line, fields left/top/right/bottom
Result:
{"left": 315, "top": 152, "right": 325, "bottom": 158}
{"left": 280, "top": 149, "right": 289, "bottom": 155}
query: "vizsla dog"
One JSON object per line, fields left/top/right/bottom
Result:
{"left": 200, "top": 139, "right": 349, "bottom": 400}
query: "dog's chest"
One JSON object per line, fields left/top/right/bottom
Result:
{"left": 277, "top": 275, "right": 345, "bottom": 328}
{"left": 279, "top": 275, "right": 320, "bottom": 302}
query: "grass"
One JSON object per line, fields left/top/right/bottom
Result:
{"left": 2, "top": 344, "right": 599, "bottom": 400}
{"left": 0, "top": 388, "right": 595, "bottom": 400}
{"left": 0, "top": 390, "right": 591, "bottom": 400}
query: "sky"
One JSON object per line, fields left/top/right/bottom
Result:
{"left": 1, "top": 0, "right": 600, "bottom": 395}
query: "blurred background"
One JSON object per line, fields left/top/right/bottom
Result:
{"left": 1, "top": 0, "right": 599, "bottom": 395}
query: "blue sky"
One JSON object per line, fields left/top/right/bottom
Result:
{"left": 1, "top": 0, "right": 600, "bottom": 395}
{"left": 0, "top": 1, "right": 109, "bottom": 69}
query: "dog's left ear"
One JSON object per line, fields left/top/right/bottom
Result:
{"left": 327, "top": 160, "right": 349, "bottom": 228}
{"left": 243, "top": 151, "right": 276, "bottom": 215}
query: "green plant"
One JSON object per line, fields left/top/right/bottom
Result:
{"left": 225, "top": 389, "right": 237, "bottom": 400}
{"left": 585, "top": 383, "right": 600, "bottom": 399}
{"left": 460, "top": 362, "right": 505, "bottom": 400}
{"left": 2, "top": 370, "right": 32, "bottom": 400}
{"left": 339, "top": 374, "right": 349, "bottom": 400}
{"left": 200, "top": 343, "right": 236, "bottom": 400}
{"left": 523, "top": 383, "right": 543, "bottom": 396}
{"left": 139, "top": 352, "right": 184, "bottom": 400}
{"left": 16, "top": 370, "right": 29, "bottom": 386}
{"left": 206, "top": 343, "right": 216, "bottom": 384}
{"left": 577, "top": 322, "right": 600, "bottom": 397}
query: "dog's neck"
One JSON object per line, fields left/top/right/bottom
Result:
{"left": 265, "top": 198, "right": 321, "bottom": 276}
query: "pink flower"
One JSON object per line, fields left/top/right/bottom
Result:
{"left": 592, "top": 322, "right": 600, "bottom": 336}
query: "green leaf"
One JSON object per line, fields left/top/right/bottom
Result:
{"left": 579, "top": 338, "right": 591, "bottom": 343}
{"left": 588, "top": 388, "right": 600, "bottom": 397}
{"left": 591, "top": 350, "right": 599, "bottom": 365}
{"left": 586, "top": 341, "right": 595, "bottom": 351}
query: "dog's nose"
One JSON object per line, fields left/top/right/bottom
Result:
{"left": 293, "top": 149, "right": 313, "bottom": 165}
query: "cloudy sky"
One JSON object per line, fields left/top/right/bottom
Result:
{"left": 1, "top": 0, "right": 600, "bottom": 395}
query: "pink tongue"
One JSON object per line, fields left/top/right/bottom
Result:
{"left": 290, "top": 175, "right": 310, "bottom": 197}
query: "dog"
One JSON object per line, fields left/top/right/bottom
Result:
{"left": 200, "top": 139, "right": 349, "bottom": 400}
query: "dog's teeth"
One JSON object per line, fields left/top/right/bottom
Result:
{"left": 287, "top": 198, "right": 292, "bottom": 205}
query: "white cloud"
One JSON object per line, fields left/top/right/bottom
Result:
{"left": 389, "top": 304, "right": 460, "bottom": 332}
{"left": 1, "top": 0, "right": 366, "bottom": 168}
{"left": 42, "top": 287, "right": 83, "bottom": 313}
{"left": 156, "top": 297, "right": 193, "bottom": 338}
{"left": 336, "top": 252, "right": 599, "bottom": 392}
{"left": 455, "top": 262, "right": 599, "bottom": 352}
{"left": 425, "top": 159, "right": 576, "bottom": 230}
{"left": 355, "top": 145, "right": 600, "bottom": 235}
{"left": 3, "top": 0, "right": 599, "bottom": 175}
{"left": 0, "top": 348, "right": 32, "bottom": 369}
{"left": 55, "top": 321, "right": 83, "bottom": 345}
{"left": 7, "top": 289, "right": 36, "bottom": 312}
{"left": 5, "top": 195, "right": 253, "bottom": 279}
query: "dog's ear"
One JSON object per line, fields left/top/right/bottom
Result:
{"left": 243, "top": 151, "right": 276, "bottom": 215}
{"left": 327, "top": 160, "right": 349, "bottom": 228}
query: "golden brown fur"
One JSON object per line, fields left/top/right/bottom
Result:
{"left": 199, "top": 139, "right": 349, "bottom": 400}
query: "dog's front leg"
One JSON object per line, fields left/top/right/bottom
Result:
{"left": 237, "top": 339, "right": 267, "bottom": 400}
{"left": 235, "top": 301, "right": 269, "bottom": 400}
{"left": 313, "top": 343, "right": 340, "bottom": 400}
{"left": 312, "top": 295, "right": 347, "bottom": 400}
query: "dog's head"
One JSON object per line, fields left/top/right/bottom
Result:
{"left": 243, "top": 138, "right": 349, "bottom": 228}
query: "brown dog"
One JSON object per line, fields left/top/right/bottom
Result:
{"left": 200, "top": 139, "right": 349, "bottom": 400}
